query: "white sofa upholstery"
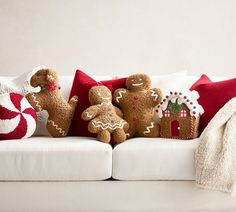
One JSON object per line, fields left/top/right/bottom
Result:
{"left": 113, "top": 138, "right": 199, "bottom": 180}
{"left": 0, "top": 137, "right": 112, "bottom": 181}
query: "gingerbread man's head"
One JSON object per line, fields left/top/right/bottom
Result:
{"left": 126, "top": 73, "right": 151, "bottom": 91}
{"left": 89, "top": 86, "right": 112, "bottom": 105}
{"left": 30, "top": 69, "right": 60, "bottom": 92}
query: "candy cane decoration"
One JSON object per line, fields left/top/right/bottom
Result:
{"left": 144, "top": 122, "right": 154, "bottom": 135}
{"left": 116, "top": 90, "right": 126, "bottom": 103}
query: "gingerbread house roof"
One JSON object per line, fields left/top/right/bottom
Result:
{"left": 157, "top": 90, "right": 204, "bottom": 119}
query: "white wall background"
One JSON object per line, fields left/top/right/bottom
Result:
{"left": 0, "top": 0, "right": 235, "bottom": 77}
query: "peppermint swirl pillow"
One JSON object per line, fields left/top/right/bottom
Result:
{"left": 0, "top": 93, "right": 37, "bottom": 140}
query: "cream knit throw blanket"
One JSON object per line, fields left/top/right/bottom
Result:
{"left": 195, "top": 97, "right": 236, "bottom": 195}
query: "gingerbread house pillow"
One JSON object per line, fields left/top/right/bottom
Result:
{"left": 156, "top": 90, "right": 204, "bottom": 140}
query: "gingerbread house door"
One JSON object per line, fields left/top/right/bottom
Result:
{"left": 171, "top": 120, "right": 180, "bottom": 137}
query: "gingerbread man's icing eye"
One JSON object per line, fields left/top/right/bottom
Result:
{"left": 139, "top": 78, "right": 142, "bottom": 81}
{"left": 98, "top": 92, "right": 101, "bottom": 96}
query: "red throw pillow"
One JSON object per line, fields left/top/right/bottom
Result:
{"left": 68, "top": 70, "right": 127, "bottom": 136}
{"left": 190, "top": 74, "right": 236, "bottom": 134}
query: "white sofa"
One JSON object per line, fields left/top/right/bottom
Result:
{"left": 0, "top": 74, "right": 235, "bottom": 212}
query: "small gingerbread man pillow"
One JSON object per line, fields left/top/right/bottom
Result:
{"left": 82, "top": 86, "right": 129, "bottom": 144}
{"left": 113, "top": 73, "right": 162, "bottom": 138}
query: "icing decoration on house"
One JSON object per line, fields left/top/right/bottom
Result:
{"left": 156, "top": 90, "right": 204, "bottom": 139}
{"left": 0, "top": 93, "right": 37, "bottom": 140}
{"left": 82, "top": 85, "right": 129, "bottom": 144}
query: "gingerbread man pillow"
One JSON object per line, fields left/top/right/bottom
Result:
{"left": 82, "top": 86, "right": 129, "bottom": 144}
{"left": 26, "top": 68, "right": 78, "bottom": 137}
{"left": 113, "top": 73, "right": 162, "bottom": 138}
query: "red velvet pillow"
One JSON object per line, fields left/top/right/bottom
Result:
{"left": 190, "top": 74, "right": 236, "bottom": 134}
{"left": 68, "top": 70, "right": 127, "bottom": 136}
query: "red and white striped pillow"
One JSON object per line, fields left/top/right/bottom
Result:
{"left": 0, "top": 93, "right": 37, "bottom": 140}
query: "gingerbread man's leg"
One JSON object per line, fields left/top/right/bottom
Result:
{"left": 138, "top": 121, "right": 160, "bottom": 137}
{"left": 88, "top": 120, "right": 101, "bottom": 134}
{"left": 97, "top": 130, "right": 111, "bottom": 143}
{"left": 88, "top": 119, "right": 111, "bottom": 143}
{"left": 112, "top": 129, "right": 126, "bottom": 144}
{"left": 47, "top": 119, "right": 66, "bottom": 137}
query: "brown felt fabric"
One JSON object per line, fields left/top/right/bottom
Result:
{"left": 26, "top": 69, "right": 78, "bottom": 137}
{"left": 113, "top": 73, "right": 162, "bottom": 138}
{"left": 81, "top": 86, "right": 129, "bottom": 144}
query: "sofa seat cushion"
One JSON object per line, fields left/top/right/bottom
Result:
{"left": 0, "top": 137, "right": 112, "bottom": 181}
{"left": 112, "top": 138, "right": 199, "bottom": 180}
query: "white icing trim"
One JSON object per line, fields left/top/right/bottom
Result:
{"left": 92, "top": 120, "right": 126, "bottom": 130}
{"left": 102, "top": 97, "right": 110, "bottom": 100}
{"left": 156, "top": 90, "right": 204, "bottom": 119}
{"left": 47, "top": 120, "right": 66, "bottom": 136}
{"left": 150, "top": 90, "right": 158, "bottom": 101}
{"left": 116, "top": 90, "right": 126, "bottom": 103}
{"left": 85, "top": 112, "right": 92, "bottom": 118}
{"left": 132, "top": 82, "right": 143, "bottom": 86}
{"left": 144, "top": 122, "right": 154, "bottom": 135}
{"left": 31, "top": 93, "right": 42, "bottom": 111}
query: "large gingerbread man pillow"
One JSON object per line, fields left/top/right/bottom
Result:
{"left": 81, "top": 85, "right": 129, "bottom": 144}
{"left": 113, "top": 73, "right": 162, "bottom": 138}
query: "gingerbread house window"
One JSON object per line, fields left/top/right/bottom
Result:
{"left": 180, "top": 109, "right": 187, "bottom": 117}
{"left": 164, "top": 110, "right": 171, "bottom": 117}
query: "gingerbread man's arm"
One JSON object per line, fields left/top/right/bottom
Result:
{"left": 81, "top": 105, "right": 101, "bottom": 121}
{"left": 113, "top": 88, "right": 129, "bottom": 106}
{"left": 114, "top": 106, "right": 123, "bottom": 118}
{"left": 147, "top": 88, "right": 163, "bottom": 107}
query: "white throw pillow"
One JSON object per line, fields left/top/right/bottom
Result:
{"left": 0, "top": 66, "right": 45, "bottom": 95}
{"left": 151, "top": 70, "right": 189, "bottom": 94}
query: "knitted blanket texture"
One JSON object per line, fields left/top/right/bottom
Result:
{"left": 195, "top": 97, "right": 236, "bottom": 195}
